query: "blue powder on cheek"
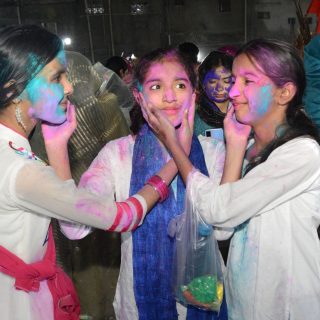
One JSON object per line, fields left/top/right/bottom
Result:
{"left": 257, "top": 84, "right": 273, "bottom": 116}
{"left": 226, "top": 82, "right": 232, "bottom": 93}
{"left": 25, "top": 76, "right": 46, "bottom": 104}
{"left": 25, "top": 76, "right": 64, "bottom": 116}
{"left": 27, "top": 53, "right": 44, "bottom": 78}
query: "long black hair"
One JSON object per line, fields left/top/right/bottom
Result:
{"left": 0, "top": 24, "right": 63, "bottom": 109}
{"left": 130, "top": 47, "right": 197, "bottom": 134}
{"left": 240, "top": 39, "right": 320, "bottom": 174}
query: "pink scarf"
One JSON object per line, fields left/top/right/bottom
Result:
{"left": 0, "top": 225, "right": 80, "bottom": 320}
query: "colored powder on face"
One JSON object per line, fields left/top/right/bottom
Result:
{"left": 203, "top": 69, "right": 231, "bottom": 103}
{"left": 25, "top": 75, "right": 65, "bottom": 121}
{"left": 27, "top": 53, "right": 44, "bottom": 79}
{"left": 257, "top": 84, "right": 273, "bottom": 116}
{"left": 56, "top": 50, "right": 67, "bottom": 68}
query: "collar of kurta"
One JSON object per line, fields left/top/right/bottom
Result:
{"left": 0, "top": 123, "right": 31, "bottom": 152}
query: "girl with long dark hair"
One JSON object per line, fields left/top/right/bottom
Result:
{"left": 0, "top": 25, "right": 178, "bottom": 320}
{"left": 147, "top": 39, "right": 320, "bottom": 320}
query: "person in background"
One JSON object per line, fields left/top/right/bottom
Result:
{"left": 194, "top": 51, "right": 233, "bottom": 137}
{"left": 217, "top": 45, "right": 237, "bottom": 59}
{"left": 193, "top": 50, "right": 234, "bottom": 264}
{"left": 104, "top": 55, "right": 133, "bottom": 85}
{"left": 178, "top": 41, "right": 200, "bottom": 70}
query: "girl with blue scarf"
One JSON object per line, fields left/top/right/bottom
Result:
{"left": 81, "top": 47, "right": 228, "bottom": 320}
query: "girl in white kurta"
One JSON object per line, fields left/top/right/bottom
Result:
{"left": 147, "top": 39, "right": 320, "bottom": 320}
{"left": 0, "top": 25, "right": 177, "bottom": 320}
{"left": 80, "top": 48, "right": 229, "bottom": 320}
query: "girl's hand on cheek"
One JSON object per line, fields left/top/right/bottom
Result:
{"left": 137, "top": 92, "right": 149, "bottom": 121}
{"left": 145, "top": 105, "right": 178, "bottom": 149}
{"left": 177, "top": 93, "right": 196, "bottom": 155}
{"left": 42, "top": 101, "right": 77, "bottom": 146}
{"left": 224, "top": 105, "right": 251, "bottom": 147}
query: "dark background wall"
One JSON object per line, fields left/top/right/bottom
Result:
{"left": 0, "top": 0, "right": 315, "bottom": 63}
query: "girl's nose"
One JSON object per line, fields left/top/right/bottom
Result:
{"left": 64, "top": 77, "right": 73, "bottom": 96}
{"left": 229, "top": 82, "right": 239, "bottom": 99}
{"left": 216, "top": 82, "right": 223, "bottom": 92}
{"left": 163, "top": 88, "right": 177, "bottom": 102}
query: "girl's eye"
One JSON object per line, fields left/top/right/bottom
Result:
{"left": 208, "top": 80, "right": 218, "bottom": 85}
{"left": 224, "top": 78, "right": 231, "bottom": 84}
{"left": 176, "top": 83, "right": 186, "bottom": 89}
{"left": 245, "top": 79, "right": 254, "bottom": 85}
{"left": 52, "top": 74, "right": 62, "bottom": 83}
{"left": 150, "top": 84, "right": 160, "bottom": 90}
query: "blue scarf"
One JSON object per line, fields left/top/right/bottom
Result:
{"left": 130, "top": 124, "right": 224, "bottom": 319}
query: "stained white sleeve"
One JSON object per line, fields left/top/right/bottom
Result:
{"left": 10, "top": 160, "right": 146, "bottom": 231}
{"left": 58, "top": 143, "right": 118, "bottom": 240}
{"left": 58, "top": 220, "right": 92, "bottom": 240}
{"left": 199, "top": 136, "right": 234, "bottom": 240}
{"left": 188, "top": 138, "right": 320, "bottom": 228}
{"left": 80, "top": 138, "right": 147, "bottom": 231}
{"left": 199, "top": 136, "right": 226, "bottom": 186}
{"left": 79, "top": 141, "right": 117, "bottom": 198}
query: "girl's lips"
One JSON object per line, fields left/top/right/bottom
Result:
{"left": 164, "top": 108, "right": 180, "bottom": 115}
{"left": 232, "top": 104, "right": 242, "bottom": 112}
{"left": 214, "top": 94, "right": 227, "bottom": 98}
{"left": 60, "top": 101, "right": 68, "bottom": 111}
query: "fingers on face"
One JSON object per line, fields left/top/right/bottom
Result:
{"left": 144, "top": 105, "right": 157, "bottom": 129}
{"left": 138, "top": 92, "right": 147, "bottom": 106}
{"left": 66, "top": 101, "right": 76, "bottom": 123}
{"left": 225, "top": 105, "right": 234, "bottom": 119}
{"left": 187, "top": 93, "right": 196, "bottom": 125}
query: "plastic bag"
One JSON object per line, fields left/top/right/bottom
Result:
{"left": 170, "top": 194, "right": 224, "bottom": 312}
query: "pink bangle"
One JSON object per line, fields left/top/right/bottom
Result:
{"left": 146, "top": 175, "right": 169, "bottom": 203}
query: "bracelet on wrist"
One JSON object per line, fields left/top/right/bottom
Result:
{"left": 145, "top": 175, "right": 169, "bottom": 203}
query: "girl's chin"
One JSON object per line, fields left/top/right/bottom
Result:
{"left": 211, "top": 97, "right": 228, "bottom": 103}
{"left": 39, "top": 114, "right": 67, "bottom": 124}
{"left": 171, "top": 119, "right": 182, "bottom": 128}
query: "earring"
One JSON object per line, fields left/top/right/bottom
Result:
{"left": 14, "top": 99, "right": 27, "bottom": 134}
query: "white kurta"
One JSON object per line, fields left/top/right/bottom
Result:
{"left": 80, "top": 134, "right": 228, "bottom": 320}
{"left": 187, "top": 137, "right": 320, "bottom": 320}
{"left": 0, "top": 124, "right": 146, "bottom": 320}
